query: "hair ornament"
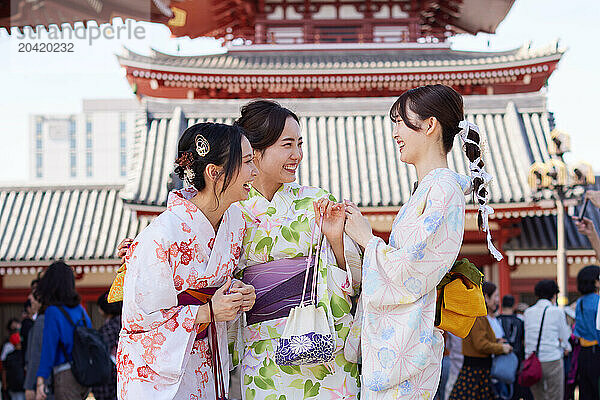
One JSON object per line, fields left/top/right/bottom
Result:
{"left": 195, "top": 134, "right": 210, "bottom": 157}
{"left": 458, "top": 119, "right": 503, "bottom": 261}
{"left": 184, "top": 168, "right": 196, "bottom": 183}
{"left": 175, "top": 152, "right": 194, "bottom": 169}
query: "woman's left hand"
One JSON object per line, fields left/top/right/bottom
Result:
{"left": 343, "top": 200, "right": 374, "bottom": 248}
{"left": 313, "top": 198, "right": 345, "bottom": 244}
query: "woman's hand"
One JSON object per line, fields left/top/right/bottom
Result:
{"left": 210, "top": 277, "right": 244, "bottom": 322}
{"left": 343, "top": 200, "right": 374, "bottom": 248}
{"left": 501, "top": 343, "right": 513, "bottom": 354}
{"left": 117, "top": 238, "right": 133, "bottom": 263}
{"left": 313, "top": 198, "right": 345, "bottom": 244}
{"left": 574, "top": 216, "right": 598, "bottom": 238}
{"left": 587, "top": 190, "right": 600, "bottom": 209}
{"left": 230, "top": 280, "right": 256, "bottom": 312}
{"left": 26, "top": 389, "right": 35, "bottom": 400}
{"left": 35, "top": 379, "right": 47, "bottom": 400}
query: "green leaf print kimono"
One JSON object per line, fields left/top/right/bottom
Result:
{"left": 230, "top": 183, "right": 362, "bottom": 400}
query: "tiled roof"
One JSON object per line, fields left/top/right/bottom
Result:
{"left": 118, "top": 42, "right": 564, "bottom": 73}
{"left": 122, "top": 92, "right": 553, "bottom": 208}
{"left": 0, "top": 186, "right": 149, "bottom": 264}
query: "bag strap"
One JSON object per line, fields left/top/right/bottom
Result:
{"left": 536, "top": 306, "right": 549, "bottom": 354}
{"left": 57, "top": 306, "right": 75, "bottom": 327}
{"left": 57, "top": 306, "right": 74, "bottom": 363}
{"left": 300, "top": 210, "right": 324, "bottom": 306}
{"left": 208, "top": 299, "right": 226, "bottom": 399}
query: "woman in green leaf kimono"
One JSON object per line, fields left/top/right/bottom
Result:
{"left": 230, "top": 100, "right": 362, "bottom": 400}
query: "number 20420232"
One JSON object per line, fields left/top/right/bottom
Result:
{"left": 18, "top": 43, "right": 74, "bottom": 52}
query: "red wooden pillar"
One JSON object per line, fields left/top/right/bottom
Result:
{"left": 498, "top": 255, "right": 512, "bottom": 299}
{"left": 496, "top": 231, "right": 512, "bottom": 299}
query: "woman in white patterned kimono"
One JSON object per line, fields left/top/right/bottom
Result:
{"left": 231, "top": 100, "right": 362, "bottom": 400}
{"left": 117, "top": 123, "right": 258, "bottom": 399}
{"left": 342, "top": 84, "right": 504, "bottom": 399}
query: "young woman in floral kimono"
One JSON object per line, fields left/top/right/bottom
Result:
{"left": 231, "top": 100, "right": 362, "bottom": 400}
{"left": 117, "top": 123, "right": 258, "bottom": 399}
{"left": 342, "top": 84, "right": 503, "bottom": 399}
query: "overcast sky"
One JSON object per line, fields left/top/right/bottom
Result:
{"left": 1, "top": 0, "right": 598, "bottom": 183}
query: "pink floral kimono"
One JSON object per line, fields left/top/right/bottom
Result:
{"left": 116, "top": 187, "right": 246, "bottom": 399}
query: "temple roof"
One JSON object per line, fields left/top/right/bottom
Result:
{"left": 122, "top": 91, "right": 554, "bottom": 209}
{"left": 0, "top": 185, "right": 149, "bottom": 265}
{"left": 120, "top": 42, "right": 563, "bottom": 73}
{"left": 119, "top": 42, "right": 563, "bottom": 98}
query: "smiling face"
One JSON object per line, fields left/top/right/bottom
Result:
{"left": 220, "top": 135, "right": 258, "bottom": 203}
{"left": 391, "top": 108, "right": 432, "bottom": 165}
{"left": 254, "top": 117, "right": 303, "bottom": 185}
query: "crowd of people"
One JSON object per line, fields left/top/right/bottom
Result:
{"left": 437, "top": 267, "right": 600, "bottom": 400}
{"left": 1, "top": 87, "right": 600, "bottom": 400}
{"left": 0, "top": 261, "right": 120, "bottom": 400}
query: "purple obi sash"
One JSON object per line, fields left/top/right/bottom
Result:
{"left": 242, "top": 256, "right": 315, "bottom": 325}
{"left": 177, "top": 287, "right": 217, "bottom": 340}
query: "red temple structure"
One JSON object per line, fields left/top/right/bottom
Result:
{"left": 1, "top": 0, "right": 593, "bottom": 311}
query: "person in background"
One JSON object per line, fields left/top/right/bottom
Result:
{"left": 515, "top": 302, "right": 528, "bottom": 321}
{"left": 3, "top": 333, "right": 25, "bottom": 400}
{"left": 563, "top": 305, "right": 579, "bottom": 400}
{"left": 443, "top": 333, "right": 463, "bottom": 400}
{"left": 22, "top": 280, "right": 42, "bottom": 358}
{"left": 436, "top": 334, "right": 451, "bottom": 400}
{"left": 23, "top": 279, "right": 49, "bottom": 400}
{"left": 573, "top": 189, "right": 600, "bottom": 377}
{"left": 574, "top": 190, "right": 600, "bottom": 260}
{"left": 498, "top": 295, "right": 524, "bottom": 361}
{"left": 448, "top": 282, "right": 512, "bottom": 400}
{"left": 485, "top": 283, "right": 505, "bottom": 339}
{"left": 1, "top": 319, "right": 21, "bottom": 358}
{"left": 573, "top": 265, "right": 600, "bottom": 400}
{"left": 524, "top": 280, "right": 571, "bottom": 400}
{"left": 35, "top": 261, "right": 92, "bottom": 400}
{"left": 91, "top": 291, "right": 121, "bottom": 400}
{"left": 20, "top": 299, "right": 37, "bottom": 357}
{"left": 498, "top": 294, "right": 530, "bottom": 400}
{"left": 2, "top": 318, "right": 22, "bottom": 399}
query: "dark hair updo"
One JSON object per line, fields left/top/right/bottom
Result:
{"left": 577, "top": 265, "right": 600, "bottom": 295}
{"left": 174, "top": 122, "right": 244, "bottom": 196}
{"left": 390, "top": 84, "right": 487, "bottom": 231}
{"left": 234, "top": 99, "right": 299, "bottom": 152}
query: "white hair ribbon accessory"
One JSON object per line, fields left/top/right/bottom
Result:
{"left": 458, "top": 120, "right": 503, "bottom": 261}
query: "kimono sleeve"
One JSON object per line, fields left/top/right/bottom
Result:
{"left": 362, "top": 181, "right": 464, "bottom": 306}
{"left": 122, "top": 232, "right": 201, "bottom": 381}
{"left": 320, "top": 191, "right": 363, "bottom": 296}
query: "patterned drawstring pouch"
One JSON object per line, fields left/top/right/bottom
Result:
{"left": 275, "top": 213, "right": 336, "bottom": 366}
